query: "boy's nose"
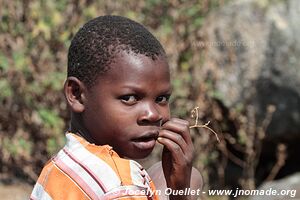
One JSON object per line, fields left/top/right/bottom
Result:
{"left": 137, "top": 103, "right": 162, "bottom": 126}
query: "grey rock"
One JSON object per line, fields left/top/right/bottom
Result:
{"left": 198, "top": 0, "right": 300, "bottom": 137}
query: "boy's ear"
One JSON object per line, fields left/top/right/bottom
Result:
{"left": 64, "top": 77, "right": 87, "bottom": 113}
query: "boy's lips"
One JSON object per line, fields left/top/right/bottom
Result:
{"left": 131, "top": 131, "right": 159, "bottom": 150}
{"left": 132, "top": 131, "right": 159, "bottom": 141}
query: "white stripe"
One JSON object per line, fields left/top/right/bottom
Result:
{"left": 56, "top": 149, "right": 105, "bottom": 197}
{"left": 65, "top": 134, "right": 121, "bottom": 190}
{"left": 130, "top": 160, "right": 154, "bottom": 195}
{"left": 31, "top": 182, "right": 53, "bottom": 200}
{"left": 130, "top": 160, "right": 148, "bottom": 187}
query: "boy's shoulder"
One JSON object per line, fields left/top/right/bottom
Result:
{"left": 55, "top": 133, "right": 148, "bottom": 187}
{"left": 31, "top": 159, "right": 88, "bottom": 199}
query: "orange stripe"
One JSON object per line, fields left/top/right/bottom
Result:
{"left": 149, "top": 181, "right": 159, "bottom": 200}
{"left": 38, "top": 162, "right": 88, "bottom": 200}
{"left": 114, "top": 157, "right": 133, "bottom": 185}
{"left": 36, "top": 161, "right": 53, "bottom": 185}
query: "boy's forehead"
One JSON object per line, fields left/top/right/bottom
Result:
{"left": 104, "top": 51, "right": 170, "bottom": 81}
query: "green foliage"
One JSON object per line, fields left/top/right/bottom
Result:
{"left": 46, "top": 137, "right": 65, "bottom": 155}
{"left": 0, "top": 52, "right": 9, "bottom": 71}
{"left": 2, "top": 135, "right": 33, "bottom": 158}
{"left": 0, "top": 79, "right": 12, "bottom": 99}
{"left": 38, "top": 108, "right": 60, "bottom": 129}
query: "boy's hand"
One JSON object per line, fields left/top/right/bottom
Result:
{"left": 157, "top": 118, "right": 194, "bottom": 200}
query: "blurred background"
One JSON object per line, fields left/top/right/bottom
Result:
{"left": 1, "top": 0, "right": 300, "bottom": 199}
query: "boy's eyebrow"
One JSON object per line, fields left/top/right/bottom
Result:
{"left": 167, "top": 86, "right": 173, "bottom": 94}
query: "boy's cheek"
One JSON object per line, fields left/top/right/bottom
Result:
{"left": 162, "top": 109, "right": 171, "bottom": 123}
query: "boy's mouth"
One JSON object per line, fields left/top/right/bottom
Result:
{"left": 132, "top": 131, "right": 159, "bottom": 141}
{"left": 131, "top": 131, "right": 159, "bottom": 150}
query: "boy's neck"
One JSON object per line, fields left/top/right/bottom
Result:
{"left": 69, "top": 113, "right": 97, "bottom": 144}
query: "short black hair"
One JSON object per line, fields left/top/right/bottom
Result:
{"left": 67, "top": 15, "right": 166, "bottom": 87}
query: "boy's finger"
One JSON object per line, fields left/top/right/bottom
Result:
{"left": 156, "top": 136, "right": 185, "bottom": 163}
{"left": 158, "top": 129, "right": 188, "bottom": 154}
{"left": 170, "top": 118, "right": 190, "bottom": 126}
{"left": 162, "top": 119, "right": 192, "bottom": 145}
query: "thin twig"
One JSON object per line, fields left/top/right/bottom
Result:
{"left": 189, "top": 107, "right": 220, "bottom": 143}
{"left": 265, "top": 143, "right": 287, "bottom": 182}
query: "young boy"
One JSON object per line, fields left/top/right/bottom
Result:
{"left": 31, "top": 15, "right": 202, "bottom": 200}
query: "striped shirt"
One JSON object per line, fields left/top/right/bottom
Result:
{"left": 30, "top": 133, "right": 159, "bottom": 200}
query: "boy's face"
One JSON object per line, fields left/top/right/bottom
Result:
{"left": 82, "top": 51, "right": 171, "bottom": 159}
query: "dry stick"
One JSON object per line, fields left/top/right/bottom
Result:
{"left": 189, "top": 107, "right": 220, "bottom": 143}
{"left": 218, "top": 142, "right": 245, "bottom": 167}
{"left": 265, "top": 143, "right": 287, "bottom": 182}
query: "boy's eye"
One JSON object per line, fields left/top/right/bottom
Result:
{"left": 156, "top": 95, "right": 170, "bottom": 104}
{"left": 120, "top": 95, "right": 138, "bottom": 105}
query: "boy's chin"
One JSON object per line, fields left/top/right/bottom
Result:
{"left": 122, "top": 149, "right": 153, "bottom": 160}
